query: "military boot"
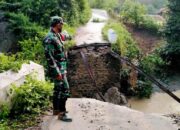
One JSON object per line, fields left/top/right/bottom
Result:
{"left": 58, "top": 112, "right": 72, "bottom": 122}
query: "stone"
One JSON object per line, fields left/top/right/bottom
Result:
{"left": 104, "top": 87, "right": 128, "bottom": 105}
{"left": 0, "top": 12, "right": 17, "bottom": 53}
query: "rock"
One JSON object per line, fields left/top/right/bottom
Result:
{"left": 104, "top": 87, "right": 128, "bottom": 105}
{"left": 0, "top": 12, "right": 17, "bottom": 53}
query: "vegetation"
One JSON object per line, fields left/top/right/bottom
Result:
{"left": 0, "top": 53, "right": 24, "bottom": 73}
{"left": 120, "top": 0, "right": 162, "bottom": 34}
{"left": 102, "top": 21, "right": 140, "bottom": 59}
{"left": 0, "top": 76, "right": 53, "bottom": 129}
{"left": 138, "top": 0, "right": 168, "bottom": 14}
{"left": 1, "top": 0, "right": 91, "bottom": 26}
{"left": 120, "top": 0, "right": 147, "bottom": 27}
{"left": 88, "top": 0, "right": 120, "bottom": 11}
{"left": 161, "top": 0, "right": 180, "bottom": 69}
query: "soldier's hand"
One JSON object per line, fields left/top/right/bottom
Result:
{"left": 56, "top": 74, "right": 63, "bottom": 80}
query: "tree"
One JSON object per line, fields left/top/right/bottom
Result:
{"left": 1, "top": 0, "right": 91, "bottom": 26}
{"left": 162, "top": 0, "right": 180, "bottom": 67}
{"left": 120, "top": 0, "right": 147, "bottom": 27}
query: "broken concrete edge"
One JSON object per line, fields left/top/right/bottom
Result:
{"left": 69, "top": 42, "right": 111, "bottom": 51}
{"left": 0, "top": 61, "right": 45, "bottom": 108}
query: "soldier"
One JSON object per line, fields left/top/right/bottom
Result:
{"left": 43, "top": 16, "right": 72, "bottom": 122}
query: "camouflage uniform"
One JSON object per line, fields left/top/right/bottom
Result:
{"left": 43, "top": 28, "right": 70, "bottom": 113}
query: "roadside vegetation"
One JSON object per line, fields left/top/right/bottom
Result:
{"left": 0, "top": 76, "right": 53, "bottom": 130}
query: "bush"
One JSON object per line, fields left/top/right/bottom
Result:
{"left": 120, "top": 0, "right": 147, "bottom": 27}
{"left": 17, "top": 37, "right": 46, "bottom": 65}
{"left": 135, "top": 80, "right": 152, "bottom": 98}
{"left": 0, "top": 103, "right": 10, "bottom": 120}
{"left": 141, "top": 16, "right": 161, "bottom": 34}
{"left": 0, "top": 53, "right": 24, "bottom": 72}
{"left": 11, "top": 76, "right": 53, "bottom": 114}
{"left": 139, "top": 52, "right": 166, "bottom": 76}
{"left": 5, "top": 12, "right": 45, "bottom": 40}
{"left": 2, "top": 0, "right": 91, "bottom": 26}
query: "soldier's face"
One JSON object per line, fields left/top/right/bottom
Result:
{"left": 57, "top": 23, "right": 63, "bottom": 32}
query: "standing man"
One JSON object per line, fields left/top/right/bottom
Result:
{"left": 43, "top": 16, "right": 72, "bottom": 122}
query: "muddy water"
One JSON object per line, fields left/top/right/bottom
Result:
{"left": 128, "top": 75, "right": 180, "bottom": 114}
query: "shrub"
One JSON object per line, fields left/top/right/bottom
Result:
{"left": 139, "top": 52, "right": 167, "bottom": 76}
{"left": 135, "top": 80, "right": 152, "bottom": 98}
{"left": 141, "top": 16, "right": 161, "bottom": 34}
{"left": 0, "top": 103, "right": 10, "bottom": 120}
{"left": 5, "top": 12, "right": 45, "bottom": 40}
{"left": 11, "top": 76, "right": 53, "bottom": 114}
{"left": 0, "top": 53, "right": 24, "bottom": 72}
{"left": 2, "top": 0, "right": 91, "bottom": 26}
{"left": 120, "top": 0, "right": 147, "bottom": 27}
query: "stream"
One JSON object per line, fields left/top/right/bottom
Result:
{"left": 128, "top": 74, "right": 180, "bottom": 114}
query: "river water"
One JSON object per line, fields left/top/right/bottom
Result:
{"left": 128, "top": 74, "right": 180, "bottom": 114}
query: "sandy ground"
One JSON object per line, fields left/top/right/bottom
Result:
{"left": 41, "top": 98, "right": 179, "bottom": 130}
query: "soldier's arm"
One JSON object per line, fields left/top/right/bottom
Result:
{"left": 43, "top": 38, "right": 62, "bottom": 78}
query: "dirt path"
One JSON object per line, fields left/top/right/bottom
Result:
{"left": 75, "top": 9, "right": 109, "bottom": 45}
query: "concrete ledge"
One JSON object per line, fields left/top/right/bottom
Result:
{"left": 0, "top": 61, "right": 45, "bottom": 106}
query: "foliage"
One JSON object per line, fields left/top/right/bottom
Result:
{"left": 162, "top": 0, "right": 180, "bottom": 68}
{"left": 0, "top": 121, "right": 10, "bottom": 130}
{"left": 103, "top": 21, "right": 140, "bottom": 59}
{"left": 138, "top": 0, "right": 168, "bottom": 14}
{"left": 1, "top": 0, "right": 91, "bottom": 26}
{"left": 11, "top": 76, "right": 53, "bottom": 114}
{"left": 141, "top": 16, "right": 161, "bottom": 34}
{"left": 88, "top": 0, "right": 120, "bottom": 10}
{"left": 139, "top": 52, "right": 166, "bottom": 75}
{"left": 135, "top": 80, "right": 152, "bottom": 98}
{"left": 17, "top": 37, "right": 46, "bottom": 65}
{"left": 0, "top": 114, "right": 41, "bottom": 130}
{"left": 120, "top": 0, "right": 147, "bottom": 27}
{"left": 0, "top": 76, "right": 53, "bottom": 129}
{"left": 0, "top": 103, "right": 10, "bottom": 120}
{"left": 4, "top": 12, "right": 45, "bottom": 40}
{"left": 0, "top": 53, "right": 24, "bottom": 72}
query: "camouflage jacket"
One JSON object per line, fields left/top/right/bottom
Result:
{"left": 43, "top": 29, "right": 68, "bottom": 78}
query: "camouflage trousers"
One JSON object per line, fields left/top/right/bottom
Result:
{"left": 53, "top": 74, "right": 70, "bottom": 112}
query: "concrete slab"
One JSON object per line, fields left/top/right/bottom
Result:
{"left": 41, "top": 98, "right": 178, "bottom": 130}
